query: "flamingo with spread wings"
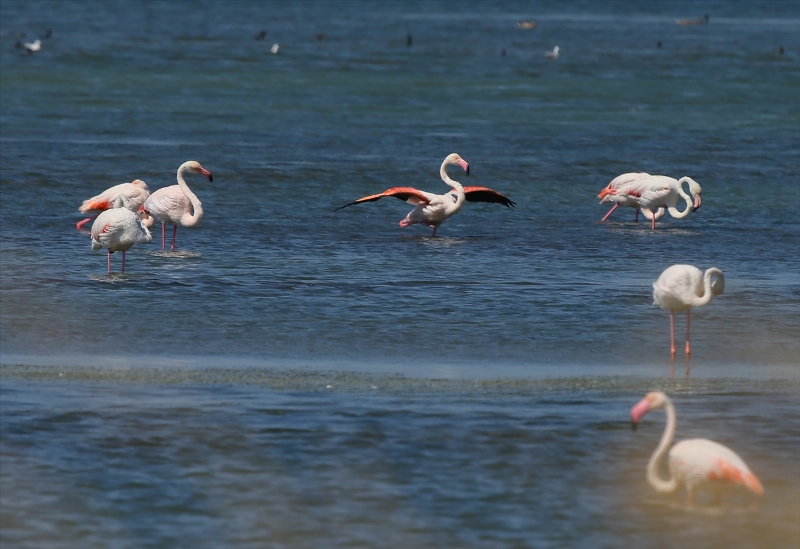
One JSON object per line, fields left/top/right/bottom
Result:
{"left": 77, "top": 179, "right": 151, "bottom": 230}
{"left": 631, "top": 391, "right": 763, "bottom": 505}
{"left": 335, "top": 153, "right": 515, "bottom": 236}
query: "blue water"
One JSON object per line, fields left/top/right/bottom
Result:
{"left": 1, "top": 1, "right": 799, "bottom": 547}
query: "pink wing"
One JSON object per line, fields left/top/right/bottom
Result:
{"left": 79, "top": 181, "right": 150, "bottom": 213}
{"left": 334, "top": 187, "right": 431, "bottom": 211}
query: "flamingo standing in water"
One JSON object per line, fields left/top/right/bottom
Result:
{"left": 598, "top": 175, "right": 702, "bottom": 230}
{"left": 653, "top": 264, "right": 724, "bottom": 360}
{"left": 334, "top": 153, "right": 515, "bottom": 237}
{"left": 598, "top": 172, "right": 665, "bottom": 223}
{"left": 91, "top": 195, "right": 153, "bottom": 274}
{"left": 77, "top": 179, "right": 151, "bottom": 230}
{"left": 631, "top": 391, "right": 763, "bottom": 504}
{"left": 142, "top": 161, "right": 212, "bottom": 251}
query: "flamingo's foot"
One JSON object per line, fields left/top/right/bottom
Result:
{"left": 670, "top": 347, "right": 677, "bottom": 360}
{"left": 685, "top": 344, "right": 691, "bottom": 360}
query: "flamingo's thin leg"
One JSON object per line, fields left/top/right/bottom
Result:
{"left": 685, "top": 310, "right": 691, "bottom": 360}
{"left": 651, "top": 213, "right": 656, "bottom": 230}
{"left": 121, "top": 251, "right": 126, "bottom": 274}
{"left": 171, "top": 224, "right": 178, "bottom": 251}
{"left": 634, "top": 209, "right": 640, "bottom": 223}
{"left": 76, "top": 215, "right": 97, "bottom": 230}
{"left": 161, "top": 223, "right": 166, "bottom": 251}
{"left": 107, "top": 251, "right": 112, "bottom": 275}
{"left": 601, "top": 204, "right": 619, "bottom": 222}
{"left": 670, "top": 311, "right": 676, "bottom": 360}
{"left": 431, "top": 226, "right": 437, "bottom": 237}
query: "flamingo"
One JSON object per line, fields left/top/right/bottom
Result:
{"left": 334, "top": 153, "right": 515, "bottom": 237}
{"left": 598, "top": 175, "right": 702, "bottom": 229}
{"left": 631, "top": 391, "right": 763, "bottom": 504}
{"left": 597, "top": 172, "right": 665, "bottom": 223}
{"left": 77, "top": 179, "right": 151, "bottom": 230}
{"left": 91, "top": 195, "right": 153, "bottom": 274}
{"left": 653, "top": 264, "right": 724, "bottom": 360}
{"left": 142, "top": 161, "right": 212, "bottom": 251}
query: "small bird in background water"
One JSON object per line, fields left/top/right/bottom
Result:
{"left": 517, "top": 21, "right": 537, "bottom": 29}
{"left": 91, "top": 194, "right": 153, "bottom": 275}
{"left": 631, "top": 391, "right": 763, "bottom": 505}
{"left": 652, "top": 264, "right": 724, "bottom": 360}
{"left": 545, "top": 46, "right": 559, "bottom": 59}
{"left": 271, "top": 43, "right": 280, "bottom": 54}
{"left": 23, "top": 39, "right": 41, "bottom": 53}
{"left": 676, "top": 13, "right": 709, "bottom": 26}
{"left": 335, "top": 154, "right": 515, "bottom": 237}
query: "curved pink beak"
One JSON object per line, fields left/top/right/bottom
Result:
{"left": 200, "top": 167, "right": 213, "bottom": 182}
{"left": 692, "top": 193, "right": 702, "bottom": 212}
{"left": 457, "top": 159, "right": 470, "bottom": 176}
{"left": 630, "top": 396, "right": 651, "bottom": 430}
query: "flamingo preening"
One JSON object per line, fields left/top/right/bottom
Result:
{"left": 653, "top": 264, "right": 724, "bottom": 360}
{"left": 597, "top": 172, "right": 666, "bottom": 223}
{"left": 334, "top": 153, "right": 515, "bottom": 237}
{"left": 598, "top": 175, "right": 702, "bottom": 229}
{"left": 142, "top": 161, "right": 212, "bottom": 251}
{"left": 77, "top": 179, "right": 151, "bottom": 230}
{"left": 91, "top": 195, "right": 153, "bottom": 274}
{"left": 631, "top": 391, "right": 763, "bottom": 504}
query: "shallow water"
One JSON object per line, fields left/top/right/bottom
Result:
{"left": 1, "top": 1, "right": 799, "bottom": 547}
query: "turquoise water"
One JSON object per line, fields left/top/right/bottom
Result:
{"left": 1, "top": 1, "right": 799, "bottom": 547}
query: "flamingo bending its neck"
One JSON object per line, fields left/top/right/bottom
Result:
{"left": 77, "top": 179, "right": 151, "bottom": 230}
{"left": 334, "top": 153, "right": 515, "bottom": 237}
{"left": 597, "top": 172, "right": 665, "bottom": 223}
{"left": 652, "top": 264, "right": 724, "bottom": 360}
{"left": 599, "top": 175, "right": 702, "bottom": 229}
{"left": 91, "top": 194, "right": 153, "bottom": 274}
{"left": 631, "top": 391, "right": 762, "bottom": 504}
{"left": 142, "top": 161, "right": 212, "bottom": 251}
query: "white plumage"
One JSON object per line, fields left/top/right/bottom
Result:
{"left": 91, "top": 195, "right": 152, "bottom": 274}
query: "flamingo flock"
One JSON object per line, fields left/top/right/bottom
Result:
{"left": 73, "top": 157, "right": 766, "bottom": 505}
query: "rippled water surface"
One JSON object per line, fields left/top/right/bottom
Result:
{"left": 1, "top": 0, "right": 799, "bottom": 547}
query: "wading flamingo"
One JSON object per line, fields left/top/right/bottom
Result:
{"left": 598, "top": 172, "right": 665, "bottom": 223}
{"left": 631, "top": 391, "right": 763, "bottom": 504}
{"left": 77, "top": 179, "right": 151, "bottom": 230}
{"left": 91, "top": 195, "right": 152, "bottom": 274}
{"left": 334, "top": 153, "right": 515, "bottom": 237}
{"left": 142, "top": 161, "right": 212, "bottom": 251}
{"left": 653, "top": 264, "right": 724, "bottom": 360}
{"left": 598, "top": 175, "right": 702, "bottom": 230}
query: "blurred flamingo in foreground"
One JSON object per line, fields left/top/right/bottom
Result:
{"left": 143, "top": 161, "right": 212, "bottom": 251}
{"left": 631, "top": 391, "right": 763, "bottom": 504}
{"left": 598, "top": 172, "right": 665, "bottom": 223}
{"left": 653, "top": 264, "right": 724, "bottom": 360}
{"left": 334, "top": 153, "right": 515, "bottom": 237}
{"left": 598, "top": 175, "right": 702, "bottom": 229}
{"left": 91, "top": 195, "right": 152, "bottom": 274}
{"left": 77, "top": 179, "right": 151, "bottom": 230}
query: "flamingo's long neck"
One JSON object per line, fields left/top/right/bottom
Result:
{"left": 647, "top": 398, "right": 679, "bottom": 493}
{"left": 667, "top": 179, "right": 694, "bottom": 219}
{"left": 440, "top": 160, "right": 465, "bottom": 209}
{"left": 690, "top": 267, "right": 724, "bottom": 307}
{"left": 177, "top": 164, "right": 203, "bottom": 227}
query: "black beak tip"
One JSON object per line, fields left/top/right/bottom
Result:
{"left": 466, "top": 167, "right": 470, "bottom": 176}
{"left": 208, "top": 174, "right": 213, "bottom": 183}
